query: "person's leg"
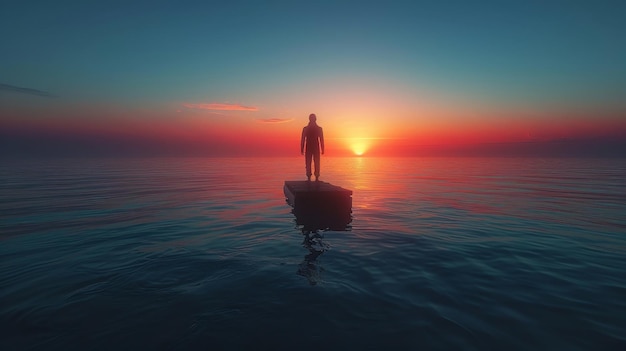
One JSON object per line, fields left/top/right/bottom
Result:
{"left": 305, "top": 151, "right": 313, "bottom": 180}
{"left": 313, "top": 151, "right": 321, "bottom": 180}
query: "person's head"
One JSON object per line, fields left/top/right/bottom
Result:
{"left": 309, "top": 113, "right": 317, "bottom": 123}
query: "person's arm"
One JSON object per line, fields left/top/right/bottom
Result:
{"left": 320, "top": 127, "right": 325, "bottom": 154}
{"left": 300, "top": 127, "right": 306, "bottom": 154}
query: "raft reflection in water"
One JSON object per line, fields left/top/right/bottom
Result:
{"left": 290, "top": 193, "right": 352, "bottom": 286}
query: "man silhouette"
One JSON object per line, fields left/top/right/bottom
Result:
{"left": 301, "top": 113, "right": 325, "bottom": 181}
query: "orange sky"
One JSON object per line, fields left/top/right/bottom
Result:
{"left": 2, "top": 96, "right": 625, "bottom": 158}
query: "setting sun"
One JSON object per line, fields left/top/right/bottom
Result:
{"left": 347, "top": 138, "right": 372, "bottom": 156}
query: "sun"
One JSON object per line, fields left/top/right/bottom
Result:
{"left": 349, "top": 139, "right": 370, "bottom": 156}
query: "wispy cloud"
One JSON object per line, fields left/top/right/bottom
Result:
{"left": 183, "top": 103, "right": 258, "bottom": 111}
{"left": 257, "top": 118, "right": 293, "bottom": 124}
{"left": 0, "top": 83, "right": 55, "bottom": 97}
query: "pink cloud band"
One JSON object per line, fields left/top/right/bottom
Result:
{"left": 257, "top": 118, "right": 293, "bottom": 124}
{"left": 183, "top": 103, "right": 258, "bottom": 111}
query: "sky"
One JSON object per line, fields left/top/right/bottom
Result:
{"left": 1, "top": 0, "right": 625, "bottom": 157}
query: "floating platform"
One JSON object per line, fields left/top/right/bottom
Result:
{"left": 284, "top": 180, "right": 352, "bottom": 231}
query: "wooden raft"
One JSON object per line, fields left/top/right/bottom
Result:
{"left": 284, "top": 180, "right": 352, "bottom": 230}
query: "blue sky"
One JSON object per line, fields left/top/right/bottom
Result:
{"left": 3, "top": 0, "right": 624, "bottom": 105}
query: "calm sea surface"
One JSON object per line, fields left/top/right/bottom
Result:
{"left": 1, "top": 157, "right": 625, "bottom": 350}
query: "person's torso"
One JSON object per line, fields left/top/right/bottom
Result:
{"left": 304, "top": 125, "right": 322, "bottom": 144}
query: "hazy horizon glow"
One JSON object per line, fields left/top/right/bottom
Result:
{"left": 1, "top": 1, "right": 625, "bottom": 158}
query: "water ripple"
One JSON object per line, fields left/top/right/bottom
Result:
{"left": 1, "top": 157, "right": 625, "bottom": 350}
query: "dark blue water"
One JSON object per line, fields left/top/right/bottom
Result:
{"left": 1, "top": 157, "right": 625, "bottom": 350}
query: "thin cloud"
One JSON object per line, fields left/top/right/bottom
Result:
{"left": 183, "top": 103, "right": 258, "bottom": 111}
{"left": 0, "top": 83, "right": 55, "bottom": 97}
{"left": 257, "top": 118, "right": 293, "bottom": 124}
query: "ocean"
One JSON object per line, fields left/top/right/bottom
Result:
{"left": 1, "top": 157, "right": 625, "bottom": 350}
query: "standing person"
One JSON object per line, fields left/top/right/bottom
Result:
{"left": 301, "top": 113, "right": 325, "bottom": 181}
